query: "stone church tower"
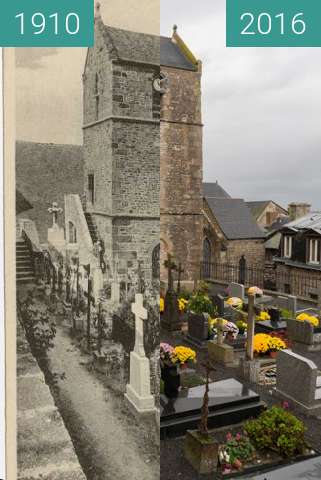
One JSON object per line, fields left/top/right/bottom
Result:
{"left": 160, "top": 27, "right": 203, "bottom": 284}
{"left": 82, "top": 9, "right": 160, "bottom": 285}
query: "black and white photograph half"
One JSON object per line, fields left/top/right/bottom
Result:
{"left": 15, "top": 1, "right": 160, "bottom": 478}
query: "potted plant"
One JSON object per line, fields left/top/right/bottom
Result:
{"left": 236, "top": 320, "right": 247, "bottom": 337}
{"left": 218, "top": 432, "right": 255, "bottom": 473}
{"left": 248, "top": 286, "right": 263, "bottom": 297}
{"left": 160, "top": 343, "right": 196, "bottom": 398}
{"left": 267, "top": 335, "right": 286, "bottom": 358}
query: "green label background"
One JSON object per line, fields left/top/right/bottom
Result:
{"left": 0, "top": 0, "right": 93, "bottom": 47}
{"left": 227, "top": 0, "right": 321, "bottom": 47}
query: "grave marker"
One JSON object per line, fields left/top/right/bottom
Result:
{"left": 229, "top": 282, "right": 245, "bottom": 300}
{"left": 125, "top": 294, "right": 155, "bottom": 414}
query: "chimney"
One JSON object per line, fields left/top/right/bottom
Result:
{"left": 288, "top": 202, "right": 311, "bottom": 221}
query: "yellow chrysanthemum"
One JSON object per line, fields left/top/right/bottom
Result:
{"left": 227, "top": 297, "right": 243, "bottom": 308}
{"left": 160, "top": 298, "right": 164, "bottom": 313}
{"left": 296, "top": 313, "right": 319, "bottom": 327}
{"left": 172, "top": 346, "right": 197, "bottom": 364}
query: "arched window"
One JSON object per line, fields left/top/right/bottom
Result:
{"left": 203, "top": 238, "right": 212, "bottom": 278}
{"left": 152, "top": 244, "right": 160, "bottom": 280}
{"left": 69, "top": 221, "right": 77, "bottom": 244}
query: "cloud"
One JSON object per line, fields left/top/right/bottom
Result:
{"left": 162, "top": 0, "right": 321, "bottom": 210}
{"left": 15, "top": 48, "right": 59, "bottom": 69}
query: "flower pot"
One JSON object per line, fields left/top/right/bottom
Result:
{"left": 161, "top": 364, "right": 180, "bottom": 398}
{"left": 270, "top": 350, "right": 278, "bottom": 359}
{"left": 184, "top": 430, "right": 218, "bottom": 474}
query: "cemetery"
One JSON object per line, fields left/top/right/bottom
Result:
{"left": 160, "top": 254, "right": 321, "bottom": 479}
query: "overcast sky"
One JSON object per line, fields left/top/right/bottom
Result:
{"left": 16, "top": 0, "right": 321, "bottom": 209}
{"left": 162, "top": 0, "right": 321, "bottom": 209}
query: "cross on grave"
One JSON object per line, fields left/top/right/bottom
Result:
{"left": 164, "top": 253, "right": 177, "bottom": 292}
{"left": 176, "top": 263, "right": 184, "bottom": 294}
{"left": 246, "top": 294, "right": 256, "bottom": 361}
{"left": 216, "top": 318, "right": 225, "bottom": 346}
{"left": 199, "top": 361, "right": 216, "bottom": 437}
{"left": 132, "top": 293, "right": 147, "bottom": 357}
{"left": 48, "top": 202, "right": 63, "bottom": 227}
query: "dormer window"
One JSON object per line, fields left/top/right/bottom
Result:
{"left": 308, "top": 238, "right": 320, "bottom": 264}
{"left": 284, "top": 235, "right": 292, "bottom": 259}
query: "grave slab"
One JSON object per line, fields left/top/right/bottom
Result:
{"left": 238, "top": 456, "right": 321, "bottom": 480}
{"left": 160, "top": 378, "right": 264, "bottom": 438}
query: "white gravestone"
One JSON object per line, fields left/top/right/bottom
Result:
{"left": 229, "top": 282, "right": 245, "bottom": 300}
{"left": 125, "top": 294, "right": 155, "bottom": 414}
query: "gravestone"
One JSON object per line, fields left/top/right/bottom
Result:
{"left": 208, "top": 318, "right": 235, "bottom": 365}
{"left": 125, "top": 294, "right": 155, "bottom": 414}
{"left": 186, "top": 313, "right": 209, "bottom": 349}
{"left": 212, "top": 294, "right": 225, "bottom": 317}
{"left": 275, "top": 349, "right": 321, "bottom": 416}
{"left": 111, "top": 280, "right": 120, "bottom": 304}
{"left": 229, "top": 282, "right": 245, "bottom": 300}
{"left": 161, "top": 254, "right": 181, "bottom": 331}
{"left": 256, "top": 306, "right": 287, "bottom": 334}
{"left": 287, "top": 319, "right": 321, "bottom": 354}
{"left": 161, "top": 378, "right": 264, "bottom": 438}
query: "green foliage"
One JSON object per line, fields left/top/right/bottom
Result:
{"left": 244, "top": 407, "right": 306, "bottom": 458}
{"left": 280, "top": 309, "right": 293, "bottom": 319}
{"left": 187, "top": 291, "right": 215, "bottom": 316}
{"left": 224, "top": 433, "right": 255, "bottom": 464}
{"left": 19, "top": 293, "right": 56, "bottom": 355}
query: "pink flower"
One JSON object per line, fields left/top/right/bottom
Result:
{"left": 235, "top": 433, "right": 241, "bottom": 441}
{"left": 160, "top": 343, "right": 174, "bottom": 354}
{"left": 226, "top": 432, "right": 232, "bottom": 441}
{"left": 282, "top": 401, "right": 289, "bottom": 409}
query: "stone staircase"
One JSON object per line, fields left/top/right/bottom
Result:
{"left": 84, "top": 212, "right": 99, "bottom": 244}
{"left": 16, "top": 238, "right": 35, "bottom": 284}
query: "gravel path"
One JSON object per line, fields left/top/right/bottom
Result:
{"left": 46, "top": 325, "right": 159, "bottom": 480}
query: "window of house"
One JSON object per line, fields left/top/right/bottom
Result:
{"left": 88, "top": 174, "right": 95, "bottom": 204}
{"left": 284, "top": 235, "right": 292, "bottom": 258}
{"left": 68, "top": 222, "right": 77, "bottom": 244}
{"left": 308, "top": 238, "right": 320, "bottom": 264}
{"left": 94, "top": 73, "right": 100, "bottom": 120}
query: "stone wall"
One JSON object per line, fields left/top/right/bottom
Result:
{"left": 276, "top": 263, "right": 321, "bottom": 301}
{"left": 16, "top": 141, "right": 84, "bottom": 243}
{"left": 225, "top": 239, "right": 266, "bottom": 268}
{"left": 160, "top": 65, "right": 203, "bottom": 282}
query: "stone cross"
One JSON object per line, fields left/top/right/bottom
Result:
{"left": 176, "top": 263, "right": 184, "bottom": 294}
{"left": 48, "top": 202, "right": 63, "bottom": 227}
{"left": 132, "top": 293, "right": 147, "bottom": 357}
{"left": 164, "top": 253, "right": 177, "bottom": 292}
{"left": 246, "top": 294, "right": 256, "bottom": 361}
{"left": 217, "top": 318, "right": 225, "bottom": 345}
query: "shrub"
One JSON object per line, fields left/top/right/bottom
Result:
{"left": 187, "top": 291, "right": 215, "bottom": 316}
{"left": 220, "top": 432, "right": 255, "bottom": 466}
{"left": 244, "top": 407, "right": 306, "bottom": 457}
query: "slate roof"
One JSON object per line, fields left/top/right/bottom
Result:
{"left": 203, "top": 182, "right": 231, "bottom": 199}
{"left": 105, "top": 26, "right": 160, "bottom": 65}
{"left": 282, "top": 212, "right": 321, "bottom": 235}
{"left": 160, "top": 36, "right": 196, "bottom": 70}
{"left": 205, "top": 197, "right": 266, "bottom": 240}
{"left": 102, "top": 25, "right": 197, "bottom": 71}
{"left": 246, "top": 201, "right": 270, "bottom": 219}
{"left": 246, "top": 200, "right": 288, "bottom": 220}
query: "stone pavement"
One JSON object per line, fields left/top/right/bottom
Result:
{"left": 17, "top": 321, "right": 86, "bottom": 480}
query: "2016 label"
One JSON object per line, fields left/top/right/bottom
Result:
{"left": 240, "top": 12, "right": 306, "bottom": 36}
{"left": 15, "top": 12, "right": 80, "bottom": 36}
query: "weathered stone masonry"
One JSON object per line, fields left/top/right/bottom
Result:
{"left": 83, "top": 19, "right": 160, "bottom": 281}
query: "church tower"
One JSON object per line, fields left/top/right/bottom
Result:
{"left": 82, "top": 8, "right": 160, "bottom": 285}
{"left": 160, "top": 27, "right": 203, "bottom": 284}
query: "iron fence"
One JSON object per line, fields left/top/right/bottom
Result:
{"left": 201, "top": 261, "right": 321, "bottom": 301}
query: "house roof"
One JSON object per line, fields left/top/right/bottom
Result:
{"left": 203, "top": 182, "right": 231, "bottom": 199}
{"left": 16, "top": 190, "right": 33, "bottom": 215}
{"left": 205, "top": 197, "right": 266, "bottom": 240}
{"left": 101, "top": 24, "right": 198, "bottom": 71}
{"left": 282, "top": 212, "right": 321, "bottom": 235}
{"left": 160, "top": 36, "right": 197, "bottom": 71}
{"left": 246, "top": 200, "right": 287, "bottom": 220}
{"left": 104, "top": 26, "right": 160, "bottom": 65}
